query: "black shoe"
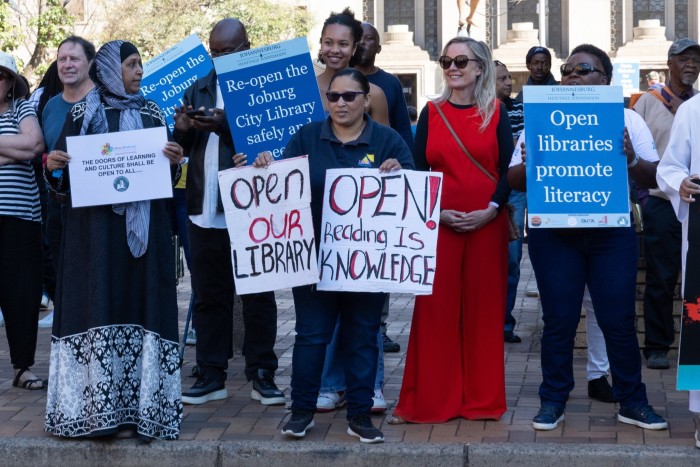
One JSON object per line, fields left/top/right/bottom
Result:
{"left": 588, "top": 376, "right": 615, "bottom": 403}
{"left": 382, "top": 334, "right": 400, "bottom": 353}
{"left": 618, "top": 405, "right": 668, "bottom": 430}
{"left": 646, "top": 352, "right": 670, "bottom": 369}
{"left": 504, "top": 332, "right": 522, "bottom": 343}
{"left": 250, "top": 369, "right": 285, "bottom": 405}
{"left": 347, "top": 413, "right": 384, "bottom": 443}
{"left": 282, "top": 408, "right": 315, "bottom": 438}
{"left": 182, "top": 369, "right": 227, "bottom": 405}
{"left": 532, "top": 404, "right": 565, "bottom": 430}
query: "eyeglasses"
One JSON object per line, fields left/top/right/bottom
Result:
{"left": 439, "top": 55, "right": 480, "bottom": 70}
{"left": 560, "top": 63, "right": 604, "bottom": 77}
{"left": 211, "top": 41, "right": 250, "bottom": 58}
{"left": 326, "top": 91, "right": 366, "bottom": 103}
{"left": 493, "top": 60, "right": 505, "bottom": 67}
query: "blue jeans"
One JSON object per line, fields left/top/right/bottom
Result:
{"left": 528, "top": 226, "right": 647, "bottom": 410}
{"left": 505, "top": 190, "right": 527, "bottom": 333}
{"left": 320, "top": 324, "right": 384, "bottom": 393}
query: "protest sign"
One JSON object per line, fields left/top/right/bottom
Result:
{"left": 214, "top": 37, "right": 325, "bottom": 160}
{"left": 218, "top": 156, "right": 318, "bottom": 294}
{"left": 523, "top": 85, "right": 630, "bottom": 228}
{"left": 67, "top": 127, "right": 172, "bottom": 207}
{"left": 678, "top": 200, "right": 700, "bottom": 390}
{"left": 317, "top": 169, "right": 443, "bottom": 295}
{"left": 141, "top": 34, "right": 213, "bottom": 132}
{"left": 612, "top": 61, "right": 640, "bottom": 97}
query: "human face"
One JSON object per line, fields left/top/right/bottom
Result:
{"left": 327, "top": 75, "right": 368, "bottom": 127}
{"left": 442, "top": 43, "right": 481, "bottom": 91}
{"left": 526, "top": 53, "right": 551, "bottom": 83}
{"left": 668, "top": 49, "right": 700, "bottom": 88}
{"left": 495, "top": 64, "right": 512, "bottom": 100}
{"left": 320, "top": 23, "right": 357, "bottom": 71}
{"left": 358, "top": 23, "right": 380, "bottom": 66}
{"left": 57, "top": 42, "right": 91, "bottom": 88}
{"left": 209, "top": 27, "right": 249, "bottom": 58}
{"left": 0, "top": 71, "right": 12, "bottom": 103}
{"left": 121, "top": 53, "right": 143, "bottom": 94}
{"left": 560, "top": 52, "right": 608, "bottom": 86}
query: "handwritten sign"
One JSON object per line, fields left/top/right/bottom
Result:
{"left": 523, "top": 85, "right": 630, "bottom": 228}
{"left": 218, "top": 156, "right": 318, "bottom": 294}
{"left": 317, "top": 169, "right": 443, "bottom": 295}
{"left": 67, "top": 127, "right": 172, "bottom": 207}
{"left": 214, "top": 37, "right": 325, "bottom": 160}
{"left": 141, "top": 34, "right": 213, "bottom": 132}
{"left": 678, "top": 201, "right": 700, "bottom": 390}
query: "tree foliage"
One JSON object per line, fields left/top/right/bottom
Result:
{"left": 101, "top": 0, "right": 314, "bottom": 61}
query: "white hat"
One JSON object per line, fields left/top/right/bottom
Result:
{"left": 0, "top": 51, "right": 28, "bottom": 100}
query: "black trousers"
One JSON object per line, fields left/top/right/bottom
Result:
{"left": 188, "top": 222, "right": 278, "bottom": 380}
{"left": 642, "top": 196, "right": 681, "bottom": 357}
{"left": 0, "top": 216, "right": 42, "bottom": 369}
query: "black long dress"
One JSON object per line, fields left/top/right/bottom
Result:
{"left": 44, "top": 100, "right": 182, "bottom": 439}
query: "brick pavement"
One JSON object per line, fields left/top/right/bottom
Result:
{"left": 0, "top": 246, "right": 696, "bottom": 450}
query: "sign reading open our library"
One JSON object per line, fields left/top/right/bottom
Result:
{"left": 523, "top": 85, "right": 629, "bottom": 228}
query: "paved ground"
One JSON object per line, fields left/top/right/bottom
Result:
{"left": 0, "top": 246, "right": 698, "bottom": 465}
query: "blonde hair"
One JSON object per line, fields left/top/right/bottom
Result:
{"left": 436, "top": 37, "right": 497, "bottom": 131}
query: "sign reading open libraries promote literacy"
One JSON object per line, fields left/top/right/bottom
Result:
{"left": 317, "top": 169, "right": 443, "bottom": 295}
{"left": 218, "top": 156, "right": 318, "bottom": 295}
{"left": 213, "top": 37, "right": 325, "bottom": 160}
{"left": 523, "top": 85, "right": 629, "bottom": 228}
{"left": 141, "top": 34, "right": 213, "bottom": 132}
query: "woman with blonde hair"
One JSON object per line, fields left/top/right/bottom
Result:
{"left": 391, "top": 37, "right": 513, "bottom": 423}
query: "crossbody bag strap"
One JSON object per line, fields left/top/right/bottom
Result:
{"left": 432, "top": 101, "right": 496, "bottom": 184}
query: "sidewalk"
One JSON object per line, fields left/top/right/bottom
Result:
{"left": 0, "top": 247, "right": 698, "bottom": 466}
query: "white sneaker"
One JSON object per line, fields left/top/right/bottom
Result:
{"left": 0, "top": 310, "right": 4, "bottom": 327}
{"left": 38, "top": 311, "right": 54, "bottom": 329}
{"left": 695, "top": 429, "right": 700, "bottom": 449}
{"left": 316, "top": 391, "right": 346, "bottom": 413}
{"left": 185, "top": 328, "right": 197, "bottom": 345}
{"left": 40, "top": 293, "right": 50, "bottom": 309}
{"left": 371, "top": 389, "right": 387, "bottom": 413}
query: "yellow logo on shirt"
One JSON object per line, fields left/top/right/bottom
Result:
{"left": 359, "top": 153, "right": 374, "bottom": 167}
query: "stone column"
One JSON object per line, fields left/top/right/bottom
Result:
{"left": 563, "top": 0, "right": 612, "bottom": 54}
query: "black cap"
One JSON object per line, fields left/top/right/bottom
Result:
{"left": 526, "top": 46, "right": 551, "bottom": 65}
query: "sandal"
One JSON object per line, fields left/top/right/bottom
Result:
{"left": 12, "top": 368, "right": 46, "bottom": 390}
{"left": 387, "top": 414, "right": 407, "bottom": 425}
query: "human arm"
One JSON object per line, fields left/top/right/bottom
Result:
{"left": 368, "top": 83, "right": 390, "bottom": 126}
{"left": 490, "top": 103, "right": 514, "bottom": 207}
{"left": 507, "top": 131, "right": 527, "bottom": 192}
{"left": 412, "top": 104, "right": 430, "bottom": 171}
{"left": 0, "top": 102, "right": 45, "bottom": 161}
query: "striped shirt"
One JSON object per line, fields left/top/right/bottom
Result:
{"left": 0, "top": 99, "right": 41, "bottom": 222}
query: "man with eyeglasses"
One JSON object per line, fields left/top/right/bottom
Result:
{"left": 633, "top": 39, "right": 700, "bottom": 372}
{"left": 494, "top": 60, "right": 525, "bottom": 344}
{"left": 509, "top": 43, "right": 666, "bottom": 432}
{"left": 515, "top": 46, "right": 558, "bottom": 103}
{"left": 173, "top": 18, "right": 284, "bottom": 407}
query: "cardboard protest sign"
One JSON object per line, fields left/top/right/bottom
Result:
{"left": 317, "top": 169, "right": 443, "bottom": 295}
{"left": 67, "top": 127, "right": 172, "bottom": 207}
{"left": 218, "top": 156, "right": 317, "bottom": 294}
{"left": 678, "top": 200, "right": 700, "bottom": 390}
{"left": 214, "top": 37, "right": 325, "bottom": 160}
{"left": 523, "top": 85, "right": 630, "bottom": 228}
{"left": 141, "top": 34, "right": 213, "bottom": 132}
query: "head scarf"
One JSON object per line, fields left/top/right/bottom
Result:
{"left": 82, "top": 40, "right": 150, "bottom": 258}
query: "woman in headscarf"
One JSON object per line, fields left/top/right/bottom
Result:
{"left": 44, "top": 41, "right": 183, "bottom": 440}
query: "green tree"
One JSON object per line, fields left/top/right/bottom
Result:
{"left": 101, "top": 0, "right": 313, "bottom": 61}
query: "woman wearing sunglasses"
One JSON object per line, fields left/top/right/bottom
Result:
{"left": 390, "top": 36, "right": 514, "bottom": 424}
{"left": 508, "top": 44, "right": 666, "bottom": 432}
{"left": 254, "top": 68, "right": 413, "bottom": 443}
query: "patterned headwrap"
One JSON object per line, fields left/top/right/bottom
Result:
{"left": 82, "top": 40, "right": 150, "bottom": 257}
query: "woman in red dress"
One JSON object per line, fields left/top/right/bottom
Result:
{"left": 391, "top": 36, "right": 513, "bottom": 423}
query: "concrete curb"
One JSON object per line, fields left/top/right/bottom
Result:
{"left": 1, "top": 438, "right": 698, "bottom": 466}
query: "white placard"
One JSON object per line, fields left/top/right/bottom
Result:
{"left": 218, "top": 156, "right": 318, "bottom": 294}
{"left": 66, "top": 126, "right": 172, "bottom": 207}
{"left": 317, "top": 169, "right": 443, "bottom": 295}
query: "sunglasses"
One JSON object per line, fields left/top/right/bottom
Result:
{"left": 560, "top": 63, "right": 604, "bottom": 77}
{"left": 493, "top": 60, "right": 506, "bottom": 67}
{"left": 326, "top": 91, "right": 366, "bottom": 103}
{"left": 438, "top": 55, "right": 480, "bottom": 70}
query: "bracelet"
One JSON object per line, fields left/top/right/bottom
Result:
{"left": 627, "top": 154, "right": 640, "bottom": 168}
{"left": 488, "top": 201, "right": 499, "bottom": 209}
